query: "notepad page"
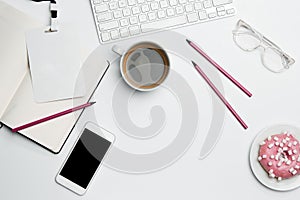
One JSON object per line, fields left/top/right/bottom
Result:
{"left": 0, "top": 2, "right": 40, "bottom": 118}
{"left": 1, "top": 72, "right": 76, "bottom": 152}
{"left": 1, "top": 59, "right": 109, "bottom": 153}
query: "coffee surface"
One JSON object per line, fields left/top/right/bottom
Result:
{"left": 122, "top": 43, "right": 169, "bottom": 90}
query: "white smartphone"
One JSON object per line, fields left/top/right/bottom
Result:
{"left": 56, "top": 122, "right": 115, "bottom": 195}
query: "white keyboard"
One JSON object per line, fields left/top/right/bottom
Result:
{"left": 90, "top": 0, "right": 235, "bottom": 44}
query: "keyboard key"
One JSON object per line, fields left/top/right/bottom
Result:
{"left": 120, "top": 18, "right": 129, "bottom": 26}
{"left": 150, "top": 2, "right": 159, "bottom": 10}
{"left": 109, "top": 2, "right": 118, "bottom": 10}
{"left": 101, "top": 32, "right": 110, "bottom": 42}
{"left": 166, "top": 8, "right": 175, "bottom": 16}
{"left": 97, "top": 12, "right": 112, "bottom": 22}
{"left": 185, "top": 4, "right": 193, "bottom": 12}
{"left": 128, "top": 0, "right": 136, "bottom": 6}
{"left": 157, "top": 10, "right": 166, "bottom": 18}
{"left": 119, "top": 0, "right": 126, "bottom": 8}
{"left": 141, "top": 4, "right": 150, "bottom": 12}
{"left": 110, "top": 30, "right": 119, "bottom": 39}
{"left": 212, "top": 0, "right": 233, "bottom": 6}
{"left": 93, "top": 0, "right": 101, "bottom": 4}
{"left": 99, "top": 20, "right": 118, "bottom": 30}
{"left": 178, "top": 0, "right": 187, "bottom": 4}
{"left": 194, "top": 2, "right": 202, "bottom": 10}
{"left": 95, "top": 4, "right": 108, "bottom": 13}
{"left": 216, "top": 6, "right": 225, "bottom": 12}
{"left": 203, "top": 0, "right": 212, "bottom": 8}
{"left": 120, "top": 28, "right": 129, "bottom": 37}
{"left": 208, "top": 12, "right": 217, "bottom": 18}
{"left": 218, "top": 10, "right": 226, "bottom": 16}
{"left": 148, "top": 12, "right": 156, "bottom": 20}
{"left": 175, "top": 6, "right": 184, "bottom": 14}
{"left": 137, "top": 0, "right": 145, "bottom": 3}
{"left": 123, "top": 8, "right": 131, "bottom": 16}
{"left": 160, "top": 0, "right": 168, "bottom": 8}
{"left": 129, "top": 25, "right": 140, "bottom": 35}
{"left": 187, "top": 12, "right": 198, "bottom": 22}
{"left": 132, "top": 6, "right": 140, "bottom": 14}
{"left": 129, "top": 16, "right": 138, "bottom": 24}
{"left": 199, "top": 10, "right": 207, "bottom": 20}
{"left": 139, "top": 14, "right": 147, "bottom": 22}
{"left": 113, "top": 10, "right": 122, "bottom": 18}
{"left": 141, "top": 15, "right": 187, "bottom": 32}
{"left": 226, "top": 8, "right": 235, "bottom": 14}
{"left": 169, "top": 0, "right": 178, "bottom": 6}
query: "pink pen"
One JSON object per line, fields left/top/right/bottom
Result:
{"left": 192, "top": 61, "right": 248, "bottom": 129}
{"left": 187, "top": 39, "right": 252, "bottom": 97}
{"left": 12, "top": 102, "right": 96, "bottom": 133}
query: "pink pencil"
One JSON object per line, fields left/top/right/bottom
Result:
{"left": 12, "top": 102, "right": 96, "bottom": 133}
{"left": 186, "top": 39, "right": 252, "bottom": 97}
{"left": 192, "top": 61, "right": 248, "bottom": 129}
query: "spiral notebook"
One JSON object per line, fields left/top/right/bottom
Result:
{"left": 0, "top": 2, "right": 109, "bottom": 153}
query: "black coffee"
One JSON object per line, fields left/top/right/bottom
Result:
{"left": 122, "top": 43, "right": 169, "bottom": 90}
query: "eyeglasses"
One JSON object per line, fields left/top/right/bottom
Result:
{"left": 232, "top": 20, "right": 295, "bottom": 73}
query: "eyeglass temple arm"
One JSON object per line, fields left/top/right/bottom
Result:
{"left": 263, "top": 35, "right": 295, "bottom": 63}
{"left": 261, "top": 35, "right": 281, "bottom": 49}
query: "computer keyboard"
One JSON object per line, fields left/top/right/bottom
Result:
{"left": 90, "top": 0, "right": 235, "bottom": 44}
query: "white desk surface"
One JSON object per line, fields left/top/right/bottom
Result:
{"left": 1, "top": 0, "right": 300, "bottom": 199}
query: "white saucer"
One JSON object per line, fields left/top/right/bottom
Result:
{"left": 249, "top": 124, "right": 300, "bottom": 191}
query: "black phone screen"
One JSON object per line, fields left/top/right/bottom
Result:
{"left": 60, "top": 128, "right": 111, "bottom": 189}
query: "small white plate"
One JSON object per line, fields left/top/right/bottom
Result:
{"left": 250, "top": 124, "right": 300, "bottom": 191}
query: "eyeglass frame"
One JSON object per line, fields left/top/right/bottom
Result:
{"left": 232, "top": 19, "right": 295, "bottom": 73}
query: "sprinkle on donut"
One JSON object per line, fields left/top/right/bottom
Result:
{"left": 258, "top": 131, "right": 300, "bottom": 181}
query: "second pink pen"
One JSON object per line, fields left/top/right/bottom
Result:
{"left": 192, "top": 61, "right": 248, "bottom": 129}
{"left": 186, "top": 39, "right": 252, "bottom": 97}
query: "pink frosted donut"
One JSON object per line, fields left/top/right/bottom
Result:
{"left": 258, "top": 132, "right": 300, "bottom": 181}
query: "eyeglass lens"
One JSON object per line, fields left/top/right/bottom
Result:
{"left": 234, "top": 33, "right": 261, "bottom": 51}
{"left": 262, "top": 47, "right": 287, "bottom": 73}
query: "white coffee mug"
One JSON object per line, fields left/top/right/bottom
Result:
{"left": 112, "top": 42, "right": 170, "bottom": 92}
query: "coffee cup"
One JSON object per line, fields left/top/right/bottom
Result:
{"left": 112, "top": 42, "right": 170, "bottom": 91}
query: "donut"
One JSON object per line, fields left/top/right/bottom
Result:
{"left": 258, "top": 131, "right": 300, "bottom": 181}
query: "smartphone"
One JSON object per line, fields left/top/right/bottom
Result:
{"left": 56, "top": 122, "right": 115, "bottom": 195}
